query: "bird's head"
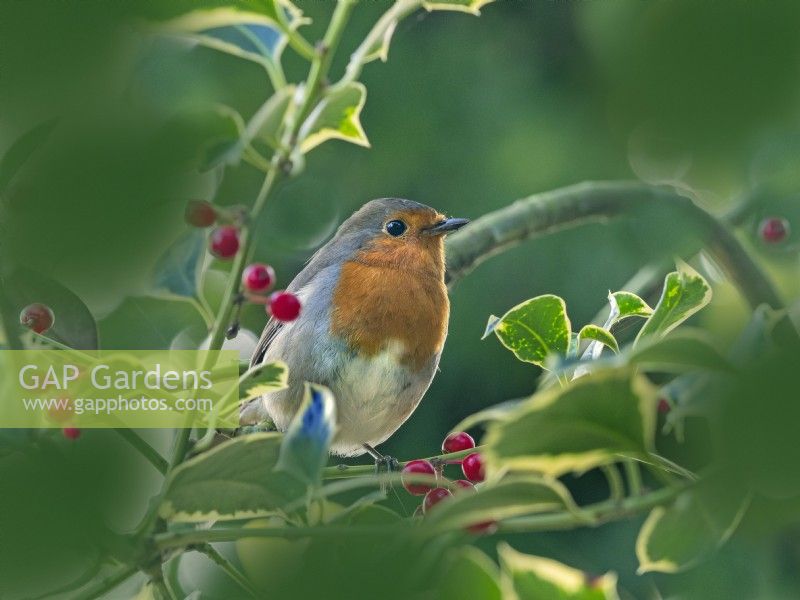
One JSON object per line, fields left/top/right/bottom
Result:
{"left": 334, "top": 198, "right": 469, "bottom": 277}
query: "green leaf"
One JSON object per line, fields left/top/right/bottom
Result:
{"left": 199, "top": 105, "right": 247, "bottom": 171}
{"left": 246, "top": 85, "right": 295, "bottom": 149}
{"left": 608, "top": 291, "right": 653, "bottom": 323}
{"left": 159, "top": 433, "right": 305, "bottom": 522}
{"left": 485, "top": 369, "right": 656, "bottom": 476}
{"left": 484, "top": 295, "right": 571, "bottom": 368}
{"left": 240, "top": 361, "right": 289, "bottom": 402}
{"left": 636, "top": 485, "right": 751, "bottom": 574}
{"left": 0, "top": 118, "right": 58, "bottom": 193}
{"left": 425, "top": 477, "right": 578, "bottom": 532}
{"left": 299, "top": 83, "right": 370, "bottom": 153}
{"left": 577, "top": 325, "right": 619, "bottom": 354}
{"left": 6, "top": 268, "right": 98, "bottom": 350}
{"left": 449, "top": 398, "right": 526, "bottom": 434}
{"left": 99, "top": 296, "right": 205, "bottom": 350}
{"left": 151, "top": 230, "right": 205, "bottom": 299}
{"left": 439, "top": 547, "right": 503, "bottom": 600}
{"left": 422, "top": 0, "right": 497, "bottom": 15}
{"left": 498, "top": 543, "right": 620, "bottom": 600}
{"left": 635, "top": 265, "right": 712, "bottom": 344}
{"left": 276, "top": 383, "right": 337, "bottom": 488}
{"left": 628, "top": 330, "right": 734, "bottom": 373}
{"left": 154, "top": 3, "right": 307, "bottom": 62}
{"left": 361, "top": 20, "right": 398, "bottom": 64}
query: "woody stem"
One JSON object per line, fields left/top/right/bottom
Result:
{"left": 322, "top": 447, "right": 480, "bottom": 479}
{"left": 444, "top": 180, "right": 782, "bottom": 310}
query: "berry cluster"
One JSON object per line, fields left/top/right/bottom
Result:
{"left": 400, "top": 431, "right": 494, "bottom": 534}
{"left": 185, "top": 200, "right": 301, "bottom": 323}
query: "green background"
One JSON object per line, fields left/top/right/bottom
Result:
{"left": 2, "top": 0, "right": 800, "bottom": 598}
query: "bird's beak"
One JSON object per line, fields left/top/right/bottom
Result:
{"left": 423, "top": 217, "right": 470, "bottom": 235}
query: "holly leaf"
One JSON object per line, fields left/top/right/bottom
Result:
{"left": 424, "top": 477, "right": 578, "bottom": 532}
{"left": 0, "top": 118, "right": 58, "bottom": 193}
{"left": 636, "top": 483, "right": 751, "bottom": 574}
{"left": 5, "top": 268, "right": 98, "bottom": 350}
{"left": 151, "top": 229, "right": 205, "bottom": 299}
{"left": 239, "top": 361, "right": 289, "bottom": 402}
{"left": 299, "top": 83, "right": 370, "bottom": 153}
{"left": 628, "top": 330, "right": 734, "bottom": 373}
{"left": 635, "top": 265, "right": 712, "bottom": 344}
{"left": 159, "top": 433, "right": 305, "bottom": 522}
{"left": 154, "top": 2, "right": 308, "bottom": 64}
{"left": 483, "top": 295, "right": 571, "bottom": 368}
{"left": 449, "top": 398, "right": 526, "bottom": 434}
{"left": 608, "top": 291, "right": 653, "bottom": 323}
{"left": 577, "top": 325, "right": 618, "bottom": 354}
{"left": 485, "top": 369, "right": 656, "bottom": 476}
{"left": 276, "top": 383, "right": 337, "bottom": 488}
{"left": 422, "top": 0, "right": 496, "bottom": 15}
{"left": 499, "top": 543, "right": 620, "bottom": 600}
{"left": 439, "top": 547, "right": 503, "bottom": 600}
{"left": 246, "top": 85, "right": 296, "bottom": 149}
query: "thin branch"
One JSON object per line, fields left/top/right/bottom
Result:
{"left": 602, "top": 464, "right": 625, "bottom": 503}
{"left": 72, "top": 565, "right": 139, "bottom": 600}
{"left": 196, "top": 543, "right": 259, "bottom": 598}
{"left": 336, "top": 0, "right": 422, "bottom": 90}
{"left": 624, "top": 459, "right": 643, "bottom": 496}
{"left": 321, "top": 446, "right": 480, "bottom": 479}
{"left": 157, "top": 524, "right": 397, "bottom": 550}
{"left": 445, "top": 181, "right": 782, "bottom": 310}
{"left": 497, "top": 481, "right": 686, "bottom": 535}
{"left": 114, "top": 429, "right": 169, "bottom": 475}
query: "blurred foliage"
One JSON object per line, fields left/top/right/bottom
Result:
{"left": 2, "top": 0, "right": 800, "bottom": 599}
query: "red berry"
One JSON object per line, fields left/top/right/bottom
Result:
{"left": 657, "top": 398, "right": 671, "bottom": 414}
{"left": 268, "top": 291, "right": 301, "bottom": 322}
{"left": 243, "top": 263, "right": 275, "bottom": 293}
{"left": 401, "top": 459, "right": 436, "bottom": 496}
{"left": 185, "top": 200, "right": 217, "bottom": 227}
{"left": 62, "top": 427, "right": 81, "bottom": 440}
{"left": 454, "top": 479, "right": 476, "bottom": 491}
{"left": 423, "top": 487, "right": 452, "bottom": 514}
{"left": 462, "top": 453, "right": 485, "bottom": 482}
{"left": 19, "top": 303, "right": 54, "bottom": 334}
{"left": 442, "top": 431, "right": 475, "bottom": 454}
{"left": 759, "top": 217, "right": 790, "bottom": 244}
{"left": 466, "top": 520, "right": 497, "bottom": 535}
{"left": 210, "top": 226, "right": 240, "bottom": 259}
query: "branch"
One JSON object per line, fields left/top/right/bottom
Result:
{"left": 155, "top": 480, "right": 689, "bottom": 550}
{"left": 444, "top": 181, "right": 782, "bottom": 310}
{"left": 336, "top": 0, "right": 422, "bottom": 90}
{"left": 113, "top": 429, "right": 169, "bottom": 475}
{"left": 196, "top": 543, "right": 259, "bottom": 598}
{"left": 72, "top": 565, "right": 139, "bottom": 600}
{"left": 321, "top": 446, "right": 480, "bottom": 479}
{"left": 497, "top": 480, "right": 686, "bottom": 535}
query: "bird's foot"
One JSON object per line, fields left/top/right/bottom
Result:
{"left": 362, "top": 444, "right": 399, "bottom": 493}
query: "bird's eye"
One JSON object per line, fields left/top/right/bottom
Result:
{"left": 385, "top": 220, "right": 407, "bottom": 237}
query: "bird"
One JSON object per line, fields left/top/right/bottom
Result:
{"left": 240, "top": 198, "right": 468, "bottom": 459}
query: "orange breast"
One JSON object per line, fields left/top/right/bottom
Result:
{"left": 330, "top": 238, "right": 449, "bottom": 372}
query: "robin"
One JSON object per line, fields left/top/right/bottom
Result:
{"left": 240, "top": 198, "right": 468, "bottom": 460}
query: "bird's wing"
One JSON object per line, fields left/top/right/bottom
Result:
{"left": 249, "top": 238, "right": 342, "bottom": 368}
{"left": 250, "top": 316, "right": 283, "bottom": 367}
